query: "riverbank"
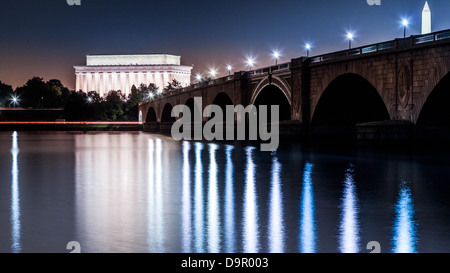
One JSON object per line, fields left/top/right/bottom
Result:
{"left": 0, "top": 121, "right": 143, "bottom": 131}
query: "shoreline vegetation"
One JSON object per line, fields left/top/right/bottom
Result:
{"left": 0, "top": 121, "right": 143, "bottom": 132}
{"left": 0, "top": 77, "right": 182, "bottom": 123}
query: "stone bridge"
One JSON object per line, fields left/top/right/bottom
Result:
{"left": 139, "top": 29, "right": 450, "bottom": 141}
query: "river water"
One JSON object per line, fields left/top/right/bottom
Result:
{"left": 0, "top": 131, "right": 449, "bottom": 253}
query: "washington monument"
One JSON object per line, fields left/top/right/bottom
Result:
{"left": 422, "top": 1, "right": 431, "bottom": 34}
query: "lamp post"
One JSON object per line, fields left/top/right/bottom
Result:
{"left": 305, "top": 43, "right": 311, "bottom": 57}
{"left": 227, "top": 65, "right": 232, "bottom": 76}
{"left": 12, "top": 97, "right": 18, "bottom": 108}
{"left": 347, "top": 32, "right": 354, "bottom": 49}
{"left": 402, "top": 19, "right": 409, "bottom": 38}
{"left": 272, "top": 50, "right": 280, "bottom": 66}
{"left": 209, "top": 68, "right": 217, "bottom": 79}
{"left": 196, "top": 74, "right": 202, "bottom": 83}
{"left": 246, "top": 57, "right": 255, "bottom": 71}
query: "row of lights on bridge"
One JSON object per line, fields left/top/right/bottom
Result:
{"left": 194, "top": 48, "right": 307, "bottom": 83}
{"left": 196, "top": 18, "right": 412, "bottom": 82}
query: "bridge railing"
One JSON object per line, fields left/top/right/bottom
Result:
{"left": 310, "top": 29, "right": 450, "bottom": 64}
{"left": 248, "top": 62, "right": 292, "bottom": 75}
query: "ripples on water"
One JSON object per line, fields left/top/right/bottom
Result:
{"left": 0, "top": 132, "right": 449, "bottom": 253}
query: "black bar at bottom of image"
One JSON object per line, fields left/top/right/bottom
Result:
{"left": 2, "top": 253, "right": 444, "bottom": 272}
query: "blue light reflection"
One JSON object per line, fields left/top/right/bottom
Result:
{"left": 207, "top": 144, "right": 220, "bottom": 253}
{"left": 224, "top": 145, "right": 235, "bottom": 253}
{"left": 11, "top": 131, "right": 21, "bottom": 253}
{"left": 268, "top": 155, "right": 285, "bottom": 253}
{"left": 299, "top": 162, "right": 316, "bottom": 253}
{"left": 243, "top": 146, "right": 259, "bottom": 253}
{"left": 338, "top": 166, "right": 360, "bottom": 253}
{"left": 392, "top": 182, "right": 418, "bottom": 253}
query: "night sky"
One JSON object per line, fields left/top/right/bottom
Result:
{"left": 1, "top": 0, "right": 449, "bottom": 90}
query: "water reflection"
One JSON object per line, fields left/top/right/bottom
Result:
{"left": 182, "top": 142, "right": 192, "bottom": 253}
{"left": 299, "top": 162, "right": 316, "bottom": 253}
{"left": 268, "top": 155, "right": 285, "bottom": 253}
{"left": 147, "top": 139, "right": 165, "bottom": 252}
{"left": 207, "top": 144, "right": 220, "bottom": 253}
{"left": 224, "top": 145, "right": 235, "bottom": 253}
{"left": 243, "top": 147, "right": 259, "bottom": 253}
{"left": 147, "top": 139, "right": 155, "bottom": 251}
{"left": 75, "top": 134, "right": 149, "bottom": 252}
{"left": 194, "top": 143, "right": 205, "bottom": 252}
{"left": 339, "top": 165, "right": 360, "bottom": 253}
{"left": 10, "top": 131, "right": 21, "bottom": 253}
{"left": 392, "top": 182, "right": 418, "bottom": 253}
{"left": 5, "top": 132, "right": 450, "bottom": 253}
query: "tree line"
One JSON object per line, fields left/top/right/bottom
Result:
{"left": 0, "top": 77, "right": 183, "bottom": 121}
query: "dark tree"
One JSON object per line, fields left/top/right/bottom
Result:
{"left": 63, "top": 90, "right": 90, "bottom": 121}
{"left": 104, "top": 90, "right": 126, "bottom": 121}
{"left": 163, "top": 79, "right": 182, "bottom": 93}
{"left": 15, "top": 77, "right": 64, "bottom": 108}
{"left": 148, "top": 83, "right": 159, "bottom": 98}
{"left": 126, "top": 85, "right": 143, "bottom": 121}
{"left": 0, "top": 81, "right": 14, "bottom": 107}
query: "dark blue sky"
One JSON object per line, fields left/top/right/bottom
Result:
{"left": 0, "top": 0, "right": 449, "bottom": 89}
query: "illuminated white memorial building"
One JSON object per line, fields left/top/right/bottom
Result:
{"left": 74, "top": 54, "right": 192, "bottom": 97}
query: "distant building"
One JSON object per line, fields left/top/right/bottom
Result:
{"left": 422, "top": 1, "right": 431, "bottom": 35}
{"left": 74, "top": 54, "right": 192, "bottom": 97}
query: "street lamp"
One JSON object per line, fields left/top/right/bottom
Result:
{"left": 402, "top": 19, "right": 409, "bottom": 38}
{"left": 347, "top": 32, "right": 354, "bottom": 49}
{"left": 195, "top": 74, "right": 203, "bottom": 83}
{"left": 305, "top": 43, "right": 311, "bottom": 57}
{"left": 11, "top": 97, "right": 18, "bottom": 108}
{"left": 246, "top": 57, "right": 255, "bottom": 70}
{"left": 272, "top": 50, "right": 280, "bottom": 66}
{"left": 227, "top": 65, "right": 232, "bottom": 76}
{"left": 209, "top": 68, "right": 218, "bottom": 79}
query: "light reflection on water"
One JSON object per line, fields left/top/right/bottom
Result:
{"left": 207, "top": 144, "right": 220, "bottom": 253}
{"left": 194, "top": 142, "right": 204, "bottom": 253}
{"left": 299, "top": 162, "right": 316, "bottom": 253}
{"left": 338, "top": 166, "right": 360, "bottom": 253}
{"left": 2, "top": 132, "right": 448, "bottom": 253}
{"left": 268, "top": 155, "right": 285, "bottom": 253}
{"left": 147, "top": 139, "right": 165, "bottom": 252}
{"left": 224, "top": 145, "right": 235, "bottom": 253}
{"left": 391, "top": 182, "right": 418, "bottom": 253}
{"left": 181, "top": 141, "right": 192, "bottom": 253}
{"left": 243, "top": 146, "right": 259, "bottom": 253}
{"left": 10, "top": 131, "right": 21, "bottom": 253}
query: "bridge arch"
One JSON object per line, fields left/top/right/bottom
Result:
{"left": 416, "top": 72, "right": 450, "bottom": 139}
{"left": 250, "top": 75, "right": 291, "bottom": 106}
{"left": 252, "top": 84, "right": 292, "bottom": 121}
{"left": 212, "top": 92, "right": 233, "bottom": 109}
{"left": 160, "top": 103, "right": 175, "bottom": 122}
{"left": 146, "top": 107, "right": 157, "bottom": 123}
{"left": 311, "top": 73, "right": 390, "bottom": 139}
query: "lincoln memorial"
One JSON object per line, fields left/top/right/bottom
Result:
{"left": 74, "top": 54, "right": 192, "bottom": 97}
